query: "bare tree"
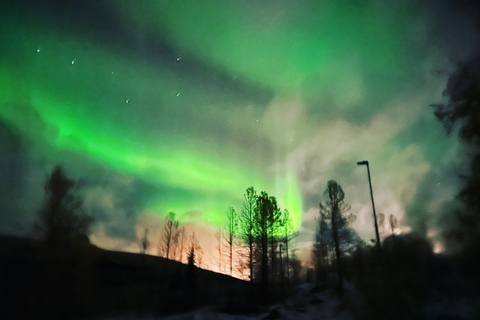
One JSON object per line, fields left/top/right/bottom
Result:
{"left": 158, "top": 212, "right": 179, "bottom": 260}
{"left": 177, "top": 227, "right": 186, "bottom": 263}
{"left": 215, "top": 228, "right": 223, "bottom": 273}
{"left": 377, "top": 213, "right": 386, "bottom": 239}
{"left": 389, "top": 214, "right": 398, "bottom": 235}
{"left": 171, "top": 229, "right": 180, "bottom": 262}
{"left": 224, "top": 206, "right": 238, "bottom": 276}
{"left": 376, "top": 213, "right": 399, "bottom": 238}
{"left": 235, "top": 246, "right": 250, "bottom": 280}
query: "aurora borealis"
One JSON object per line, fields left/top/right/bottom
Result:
{"left": 1, "top": 0, "right": 478, "bottom": 257}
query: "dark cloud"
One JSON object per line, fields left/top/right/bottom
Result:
{"left": 0, "top": 121, "right": 46, "bottom": 236}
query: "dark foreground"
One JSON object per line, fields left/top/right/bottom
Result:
{"left": 0, "top": 235, "right": 256, "bottom": 319}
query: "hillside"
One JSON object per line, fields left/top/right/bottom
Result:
{"left": 0, "top": 235, "right": 255, "bottom": 319}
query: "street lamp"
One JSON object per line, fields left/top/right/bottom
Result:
{"left": 357, "top": 160, "right": 382, "bottom": 259}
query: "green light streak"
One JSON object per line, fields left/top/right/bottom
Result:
{"left": 283, "top": 172, "right": 303, "bottom": 230}
{"left": 116, "top": 0, "right": 412, "bottom": 94}
{"left": 0, "top": 18, "right": 304, "bottom": 228}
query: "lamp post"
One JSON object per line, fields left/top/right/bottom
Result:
{"left": 357, "top": 160, "right": 382, "bottom": 259}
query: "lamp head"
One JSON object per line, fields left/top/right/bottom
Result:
{"left": 357, "top": 160, "right": 368, "bottom": 166}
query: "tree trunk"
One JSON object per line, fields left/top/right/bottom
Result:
{"left": 230, "top": 241, "right": 233, "bottom": 276}
{"left": 285, "top": 235, "right": 290, "bottom": 284}
{"left": 249, "top": 240, "right": 253, "bottom": 281}
{"left": 331, "top": 207, "right": 344, "bottom": 297}
{"left": 279, "top": 244, "right": 284, "bottom": 301}
{"left": 261, "top": 233, "right": 268, "bottom": 301}
{"left": 270, "top": 236, "right": 276, "bottom": 289}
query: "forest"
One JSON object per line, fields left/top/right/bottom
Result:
{"left": 2, "top": 1, "right": 480, "bottom": 319}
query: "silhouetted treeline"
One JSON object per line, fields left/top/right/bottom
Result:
{"left": 432, "top": 55, "right": 480, "bottom": 252}
{"left": 341, "top": 232, "right": 480, "bottom": 319}
{"left": 309, "top": 178, "right": 480, "bottom": 319}
{"left": 221, "top": 187, "right": 297, "bottom": 303}
{"left": 431, "top": 53, "right": 480, "bottom": 291}
{"left": 0, "top": 165, "right": 262, "bottom": 319}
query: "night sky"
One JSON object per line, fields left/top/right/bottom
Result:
{"left": 1, "top": 0, "right": 478, "bottom": 262}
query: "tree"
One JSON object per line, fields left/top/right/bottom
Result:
{"left": 224, "top": 206, "right": 238, "bottom": 276}
{"left": 187, "top": 232, "right": 203, "bottom": 267}
{"left": 158, "top": 212, "right": 179, "bottom": 260}
{"left": 319, "top": 180, "right": 355, "bottom": 296}
{"left": 237, "top": 188, "right": 289, "bottom": 294}
{"left": 313, "top": 211, "right": 333, "bottom": 280}
{"left": 214, "top": 228, "right": 223, "bottom": 273}
{"left": 267, "top": 195, "right": 281, "bottom": 288}
{"left": 377, "top": 213, "right": 386, "bottom": 239}
{"left": 239, "top": 187, "right": 257, "bottom": 281}
{"left": 255, "top": 191, "right": 272, "bottom": 296}
{"left": 281, "top": 209, "right": 295, "bottom": 284}
{"left": 431, "top": 57, "right": 480, "bottom": 249}
{"left": 37, "top": 165, "right": 92, "bottom": 245}
{"left": 186, "top": 236, "right": 198, "bottom": 303}
{"left": 188, "top": 245, "right": 195, "bottom": 266}
{"left": 141, "top": 228, "right": 149, "bottom": 254}
{"left": 389, "top": 214, "right": 398, "bottom": 235}
{"left": 235, "top": 246, "right": 250, "bottom": 280}
{"left": 176, "top": 227, "right": 186, "bottom": 263}
{"left": 290, "top": 254, "right": 302, "bottom": 285}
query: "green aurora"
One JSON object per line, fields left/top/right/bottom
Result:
{"left": 116, "top": 1, "right": 414, "bottom": 91}
{"left": 0, "top": 0, "right": 475, "bottom": 245}
{"left": 1, "top": 1, "right": 308, "bottom": 229}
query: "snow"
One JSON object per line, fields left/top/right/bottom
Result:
{"left": 101, "top": 283, "right": 353, "bottom": 320}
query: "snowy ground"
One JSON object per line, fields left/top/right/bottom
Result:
{"left": 102, "top": 284, "right": 353, "bottom": 320}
